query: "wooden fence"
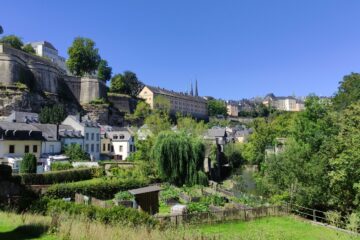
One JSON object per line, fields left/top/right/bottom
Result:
{"left": 155, "top": 205, "right": 287, "bottom": 225}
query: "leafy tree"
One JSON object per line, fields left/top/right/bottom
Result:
{"left": 110, "top": 71, "right": 144, "bottom": 97}
{"left": 22, "top": 44, "right": 35, "bottom": 54}
{"left": 134, "top": 101, "right": 151, "bottom": 119}
{"left": 177, "top": 115, "right": 207, "bottom": 136}
{"left": 152, "top": 131, "right": 207, "bottom": 186}
{"left": 97, "top": 59, "right": 112, "bottom": 81}
{"left": 67, "top": 37, "right": 101, "bottom": 76}
{"left": 64, "top": 144, "right": 90, "bottom": 161}
{"left": 0, "top": 35, "right": 23, "bottom": 50}
{"left": 224, "top": 143, "right": 244, "bottom": 170}
{"left": 154, "top": 95, "right": 171, "bottom": 114}
{"left": 20, "top": 153, "right": 37, "bottom": 173}
{"left": 39, "top": 104, "right": 67, "bottom": 124}
{"left": 208, "top": 99, "right": 227, "bottom": 116}
{"left": 144, "top": 111, "right": 171, "bottom": 136}
{"left": 333, "top": 73, "right": 360, "bottom": 110}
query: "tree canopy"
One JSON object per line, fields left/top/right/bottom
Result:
{"left": 64, "top": 144, "right": 90, "bottom": 161}
{"left": 67, "top": 37, "right": 101, "bottom": 76}
{"left": 20, "top": 154, "right": 37, "bottom": 173}
{"left": 97, "top": 59, "right": 112, "bottom": 81}
{"left": 0, "top": 35, "right": 23, "bottom": 50}
{"left": 39, "top": 104, "right": 67, "bottom": 124}
{"left": 22, "top": 44, "right": 35, "bottom": 54}
{"left": 208, "top": 99, "right": 227, "bottom": 116}
{"left": 110, "top": 71, "right": 144, "bottom": 97}
{"left": 333, "top": 73, "right": 360, "bottom": 111}
{"left": 0, "top": 25, "right": 3, "bottom": 34}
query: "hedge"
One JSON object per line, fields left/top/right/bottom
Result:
{"left": 45, "top": 177, "right": 149, "bottom": 200}
{"left": 19, "top": 168, "right": 104, "bottom": 185}
{"left": 47, "top": 199, "right": 157, "bottom": 227}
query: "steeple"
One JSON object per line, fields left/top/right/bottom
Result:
{"left": 195, "top": 79, "right": 199, "bottom": 97}
{"left": 190, "top": 82, "right": 194, "bottom": 96}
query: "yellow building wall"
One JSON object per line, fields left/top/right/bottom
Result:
{"left": 0, "top": 140, "right": 42, "bottom": 159}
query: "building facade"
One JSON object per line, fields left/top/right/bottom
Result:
{"left": 138, "top": 85, "right": 208, "bottom": 119}
{"left": 29, "top": 41, "right": 67, "bottom": 72}
{"left": 227, "top": 103, "right": 239, "bottom": 117}
{"left": 263, "top": 93, "right": 305, "bottom": 112}
{"left": 101, "top": 127, "right": 135, "bottom": 160}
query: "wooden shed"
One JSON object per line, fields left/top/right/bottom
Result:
{"left": 128, "top": 185, "right": 161, "bottom": 215}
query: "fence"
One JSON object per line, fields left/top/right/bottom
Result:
{"left": 155, "top": 205, "right": 287, "bottom": 225}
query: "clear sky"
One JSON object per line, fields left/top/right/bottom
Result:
{"left": 1, "top": 0, "right": 360, "bottom": 99}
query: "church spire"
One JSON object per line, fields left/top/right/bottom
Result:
{"left": 195, "top": 79, "right": 199, "bottom": 97}
{"left": 190, "top": 82, "right": 194, "bottom": 96}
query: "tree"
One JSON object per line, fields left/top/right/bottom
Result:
{"left": 67, "top": 37, "right": 101, "bottom": 76}
{"left": 0, "top": 35, "right": 23, "bottom": 50}
{"left": 177, "top": 115, "right": 207, "bottom": 136}
{"left": 39, "top": 104, "right": 67, "bottom": 124}
{"left": 134, "top": 101, "right": 151, "bottom": 119}
{"left": 144, "top": 111, "right": 171, "bottom": 136}
{"left": 154, "top": 95, "right": 171, "bottom": 114}
{"left": 20, "top": 153, "right": 37, "bottom": 173}
{"left": 110, "top": 71, "right": 144, "bottom": 97}
{"left": 22, "top": 44, "right": 35, "bottom": 54}
{"left": 97, "top": 59, "right": 112, "bottom": 81}
{"left": 64, "top": 144, "right": 90, "bottom": 161}
{"left": 152, "top": 131, "right": 207, "bottom": 186}
{"left": 208, "top": 99, "right": 227, "bottom": 116}
{"left": 333, "top": 73, "right": 360, "bottom": 110}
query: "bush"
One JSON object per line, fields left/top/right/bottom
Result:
{"left": 0, "top": 164, "right": 12, "bottom": 180}
{"left": 20, "top": 168, "right": 103, "bottom": 185}
{"left": 51, "top": 162, "right": 73, "bottom": 171}
{"left": 114, "top": 191, "right": 133, "bottom": 201}
{"left": 20, "top": 153, "right": 37, "bottom": 173}
{"left": 47, "top": 199, "right": 157, "bottom": 226}
{"left": 45, "top": 177, "right": 149, "bottom": 200}
{"left": 187, "top": 202, "right": 209, "bottom": 213}
{"left": 64, "top": 144, "right": 90, "bottom": 161}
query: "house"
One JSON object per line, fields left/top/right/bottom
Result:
{"left": 58, "top": 124, "right": 84, "bottom": 150}
{"left": 101, "top": 127, "right": 135, "bottom": 160}
{"left": 0, "top": 122, "right": 43, "bottom": 172}
{"left": 138, "top": 85, "right": 208, "bottom": 120}
{"left": 263, "top": 93, "right": 304, "bottom": 112}
{"left": 4, "top": 111, "right": 39, "bottom": 123}
{"left": 32, "top": 124, "right": 61, "bottom": 155}
{"left": 29, "top": 41, "right": 67, "bottom": 72}
{"left": 204, "top": 128, "right": 227, "bottom": 147}
{"left": 62, "top": 115, "right": 101, "bottom": 160}
{"left": 226, "top": 103, "right": 239, "bottom": 117}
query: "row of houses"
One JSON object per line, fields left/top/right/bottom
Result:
{"left": 0, "top": 111, "right": 135, "bottom": 172}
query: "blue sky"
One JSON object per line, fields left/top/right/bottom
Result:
{"left": 1, "top": 0, "right": 360, "bottom": 99}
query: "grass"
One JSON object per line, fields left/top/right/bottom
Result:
{"left": 197, "top": 216, "right": 360, "bottom": 240}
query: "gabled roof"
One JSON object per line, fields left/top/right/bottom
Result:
{"left": 5, "top": 111, "right": 39, "bottom": 123}
{"left": 31, "top": 123, "right": 58, "bottom": 141}
{"left": 0, "top": 121, "right": 43, "bottom": 140}
{"left": 205, "top": 128, "right": 227, "bottom": 138}
{"left": 58, "top": 124, "right": 83, "bottom": 138}
{"left": 106, "top": 131, "right": 132, "bottom": 141}
{"left": 143, "top": 86, "right": 207, "bottom": 103}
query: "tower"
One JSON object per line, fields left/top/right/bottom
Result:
{"left": 190, "top": 82, "right": 194, "bottom": 96}
{"left": 195, "top": 79, "right": 199, "bottom": 97}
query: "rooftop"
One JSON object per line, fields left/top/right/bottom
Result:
{"left": 128, "top": 185, "right": 162, "bottom": 195}
{"left": 144, "top": 85, "right": 207, "bottom": 103}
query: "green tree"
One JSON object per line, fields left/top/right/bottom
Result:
{"left": 224, "top": 143, "right": 244, "bottom": 170}
{"left": 64, "top": 144, "right": 90, "bottom": 161}
{"left": 154, "top": 95, "right": 171, "bottom": 114}
{"left": 0, "top": 35, "right": 23, "bottom": 50}
{"left": 144, "top": 111, "right": 171, "bottom": 136}
{"left": 177, "top": 115, "right": 207, "bottom": 136}
{"left": 97, "top": 59, "right": 112, "bottom": 81}
{"left": 67, "top": 37, "right": 101, "bottom": 76}
{"left": 22, "top": 44, "right": 35, "bottom": 54}
{"left": 110, "top": 71, "right": 144, "bottom": 97}
{"left": 208, "top": 99, "right": 227, "bottom": 116}
{"left": 333, "top": 73, "right": 360, "bottom": 110}
{"left": 39, "top": 104, "right": 67, "bottom": 124}
{"left": 134, "top": 101, "right": 151, "bottom": 119}
{"left": 20, "top": 153, "right": 37, "bottom": 173}
{"left": 152, "top": 131, "right": 207, "bottom": 186}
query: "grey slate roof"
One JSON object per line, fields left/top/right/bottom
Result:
{"left": 58, "top": 125, "right": 83, "bottom": 138}
{"left": 206, "top": 128, "right": 227, "bottom": 138}
{"left": 106, "top": 131, "right": 131, "bottom": 141}
{"left": 5, "top": 111, "right": 39, "bottom": 123}
{"left": 128, "top": 186, "right": 162, "bottom": 195}
{"left": 145, "top": 86, "right": 207, "bottom": 103}
{"left": 32, "top": 123, "right": 58, "bottom": 141}
{"left": 0, "top": 121, "right": 43, "bottom": 140}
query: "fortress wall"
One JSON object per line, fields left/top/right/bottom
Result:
{"left": 79, "top": 77, "right": 107, "bottom": 104}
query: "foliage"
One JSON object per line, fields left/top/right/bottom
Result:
{"left": 176, "top": 115, "right": 207, "bottom": 136}
{"left": 50, "top": 162, "right": 73, "bottom": 171}
{"left": 346, "top": 212, "right": 360, "bottom": 232}
{"left": 19, "top": 168, "right": 102, "bottom": 185}
{"left": 208, "top": 99, "right": 227, "bottom": 116}
{"left": 89, "top": 97, "right": 107, "bottom": 105}
{"left": 39, "top": 104, "right": 66, "bottom": 124}
{"left": 187, "top": 202, "right": 209, "bottom": 213}
{"left": 97, "top": 59, "right": 112, "bottom": 81}
{"left": 22, "top": 44, "right": 35, "bottom": 54}
{"left": 114, "top": 191, "right": 133, "bottom": 201}
{"left": 134, "top": 101, "right": 151, "bottom": 119}
{"left": 0, "top": 25, "right": 3, "bottom": 34}
{"left": 154, "top": 95, "right": 171, "bottom": 114}
{"left": 160, "top": 184, "right": 180, "bottom": 203}
{"left": 0, "top": 164, "right": 12, "bottom": 180}
{"left": 333, "top": 72, "right": 360, "bottom": 111}
{"left": 110, "top": 71, "right": 144, "bottom": 97}
{"left": 224, "top": 143, "right": 244, "bottom": 169}
{"left": 15, "top": 82, "right": 28, "bottom": 90}
{"left": 67, "top": 37, "right": 101, "bottom": 76}
{"left": 144, "top": 112, "right": 171, "bottom": 136}
{"left": 152, "top": 131, "right": 207, "bottom": 186}
{"left": 45, "top": 177, "right": 149, "bottom": 199}
{"left": 0, "top": 35, "right": 23, "bottom": 50}
{"left": 325, "top": 211, "right": 342, "bottom": 228}
{"left": 64, "top": 144, "right": 90, "bottom": 161}
{"left": 47, "top": 199, "right": 157, "bottom": 227}
{"left": 20, "top": 153, "right": 37, "bottom": 174}
{"left": 200, "top": 195, "right": 227, "bottom": 207}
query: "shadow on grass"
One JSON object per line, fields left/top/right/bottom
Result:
{"left": 0, "top": 224, "right": 49, "bottom": 239}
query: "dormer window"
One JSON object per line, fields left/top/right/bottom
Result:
{"left": 119, "top": 135, "right": 125, "bottom": 139}
{"left": 113, "top": 135, "right": 118, "bottom": 139}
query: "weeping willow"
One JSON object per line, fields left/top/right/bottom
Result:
{"left": 152, "top": 131, "right": 207, "bottom": 186}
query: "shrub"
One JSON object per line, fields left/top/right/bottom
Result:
{"left": 346, "top": 213, "right": 360, "bottom": 232}
{"left": 64, "top": 144, "right": 90, "bottom": 161}
{"left": 114, "top": 191, "right": 133, "bottom": 201}
{"left": 47, "top": 199, "right": 157, "bottom": 226}
{"left": 20, "top": 153, "right": 37, "bottom": 173}
{"left": 325, "top": 211, "right": 342, "bottom": 228}
{"left": 187, "top": 202, "right": 209, "bottom": 213}
{"left": 51, "top": 162, "right": 73, "bottom": 171}
{"left": 20, "top": 168, "right": 103, "bottom": 185}
{"left": 45, "top": 177, "right": 149, "bottom": 200}
{"left": 0, "top": 164, "right": 12, "bottom": 180}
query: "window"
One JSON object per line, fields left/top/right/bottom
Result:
{"left": 9, "top": 145, "right": 15, "bottom": 153}
{"left": 119, "top": 135, "right": 124, "bottom": 139}
{"left": 33, "top": 145, "right": 38, "bottom": 153}
{"left": 103, "top": 144, "right": 106, "bottom": 151}
{"left": 86, "top": 133, "right": 89, "bottom": 140}
{"left": 119, "top": 145, "right": 123, "bottom": 152}
{"left": 24, "top": 145, "right": 29, "bottom": 153}
{"left": 91, "top": 144, "right": 94, "bottom": 152}
{"left": 113, "top": 135, "right": 118, "bottom": 140}
{"left": 96, "top": 133, "right": 100, "bottom": 141}
{"left": 96, "top": 144, "right": 99, "bottom": 153}
{"left": 91, "top": 133, "right": 94, "bottom": 140}
{"left": 108, "top": 144, "right": 111, "bottom": 151}
{"left": 111, "top": 145, "right": 114, "bottom": 152}
{"left": 85, "top": 144, "right": 89, "bottom": 152}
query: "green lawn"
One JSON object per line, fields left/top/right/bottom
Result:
{"left": 197, "top": 216, "right": 360, "bottom": 240}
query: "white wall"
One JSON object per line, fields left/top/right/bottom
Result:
{"left": 84, "top": 127, "right": 101, "bottom": 160}
{"left": 41, "top": 141, "right": 62, "bottom": 155}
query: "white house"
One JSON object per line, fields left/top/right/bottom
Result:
{"left": 62, "top": 116, "right": 101, "bottom": 160}
{"left": 32, "top": 124, "right": 62, "bottom": 155}
{"left": 102, "top": 129, "right": 135, "bottom": 160}
{"left": 58, "top": 124, "right": 84, "bottom": 150}
{"left": 29, "top": 41, "right": 67, "bottom": 72}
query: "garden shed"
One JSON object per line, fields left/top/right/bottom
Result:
{"left": 128, "top": 185, "right": 161, "bottom": 215}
